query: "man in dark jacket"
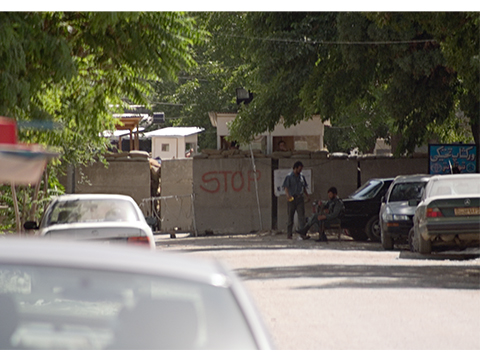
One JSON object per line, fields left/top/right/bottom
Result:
{"left": 282, "top": 161, "right": 310, "bottom": 239}
{"left": 296, "top": 186, "right": 344, "bottom": 241}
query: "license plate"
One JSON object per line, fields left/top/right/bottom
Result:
{"left": 454, "top": 207, "right": 480, "bottom": 216}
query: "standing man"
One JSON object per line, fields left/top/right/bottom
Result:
{"left": 282, "top": 161, "right": 310, "bottom": 239}
{"left": 296, "top": 186, "right": 345, "bottom": 241}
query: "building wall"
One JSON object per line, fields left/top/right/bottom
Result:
{"left": 152, "top": 135, "right": 198, "bottom": 160}
{"left": 210, "top": 113, "right": 325, "bottom": 153}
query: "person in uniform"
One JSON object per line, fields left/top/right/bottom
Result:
{"left": 296, "top": 186, "right": 344, "bottom": 241}
{"left": 282, "top": 161, "right": 310, "bottom": 239}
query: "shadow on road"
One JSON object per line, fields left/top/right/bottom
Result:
{"left": 236, "top": 263, "right": 480, "bottom": 290}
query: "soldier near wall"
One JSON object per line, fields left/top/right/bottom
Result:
{"left": 282, "top": 161, "right": 310, "bottom": 239}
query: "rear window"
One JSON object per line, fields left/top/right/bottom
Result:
{"left": 428, "top": 178, "right": 480, "bottom": 197}
{"left": 349, "top": 180, "right": 385, "bottom": 200}
{"left": 43, "top": 199, "right": 140, "bottom": 227}
{"left": 388, "top": 182, "right": 427, "bottom": 202}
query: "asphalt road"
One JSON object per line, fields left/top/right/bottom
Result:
{"left": 156, "top": 231, "right": 480, "bottom": 350}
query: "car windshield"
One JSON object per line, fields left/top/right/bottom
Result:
{"left": 348, "top": 180, "right": 384, "bottom": 200}
{"left": 43, "top": 199, "right": 140, "bottom": 227}
{"left": 389, "top": 182, "right": 427, "bottom": 202}
{"left": 428, "top": 177, "right": 480, "bottom": 198}
{"left": 0, "top": 263, "right": 258, "bottom": 350}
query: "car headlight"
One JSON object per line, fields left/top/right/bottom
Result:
{"left": 384, "top": 214, "right": 410, "bottom": 222}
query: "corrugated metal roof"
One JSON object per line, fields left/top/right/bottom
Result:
{"left": 143, "top": 127, "right": 204, "bottom": 138}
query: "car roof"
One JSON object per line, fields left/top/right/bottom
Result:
{"left": 0, "top": 238, "right": 227, "bottom": 286}
{"left": 430, "top": 173, "right": 480, "bottom": 181}
{"left": 52, "top": 194, "right": 136, "bottom": 202}
{"left": 392, "top": 174, "right": 432, "bottom": 183}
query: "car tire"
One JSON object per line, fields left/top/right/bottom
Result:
{"left": 347, "top": 228, "right": 368, "bottom": 241}
{"left": 418, "top": 235, "right": 432, "bottom": 255}
{"left": 366, "top": 216, "right": 381, "bottom": 242}
{"left": 381, "top": 228, "right": 394, "bottom": 250}
{"left": 408, "top": 227, "right": 416, "bottom": 252}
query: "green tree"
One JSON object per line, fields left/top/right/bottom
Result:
{"left": 0, "top": 12, "right": 204, "bottom": 231}
{"left": 218, "top": 12, "right": 477, "bottom": 155}
{"left": 1, "top": 12, "right": 203, "bottom": 166}
{"left": 150, "top": 12, "right": 246, "bottom": 150}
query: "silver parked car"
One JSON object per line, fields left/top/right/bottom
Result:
{"left": 0, "top": 239, "right": 274, "bottom": 349}
{"left": 24, "top": 194, "right": 155, "bottom": 250}
{"left": 410, "top": 174, "right": 480, "bottom": 254}
{"left": 379, "top": 174, "right": 431, "bottom": 250}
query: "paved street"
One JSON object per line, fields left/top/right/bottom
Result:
{"left": 156, "top": 232, "right": 480, "bottom": 350}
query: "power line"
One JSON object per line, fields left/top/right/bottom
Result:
{"left": 216, "top": 33, "right": 437, "bottom": 46}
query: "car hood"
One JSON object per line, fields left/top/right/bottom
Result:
{"left": 386, "top": 201, "right": 417, "bottom": 216}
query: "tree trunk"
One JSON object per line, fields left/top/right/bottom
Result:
{"left": 471, "top": 122, "right": 479, "bottom": 173}
{"left": 29, "top": 171, "right": 43, "bottom": 222}
{"left": 11, "top": 184, "right": 21, "bottom": 234}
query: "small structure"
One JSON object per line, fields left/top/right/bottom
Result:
{"left": 143, "top": 127, "right": 204, "bottom": 160}
{"left": 111, "top": 114, "right": 147, "bottom": 151}
{"left": 208, "top": 112, "right": 326, "bottom": 154}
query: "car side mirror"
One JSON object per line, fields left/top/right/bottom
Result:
{"left": 381, "top": 196, "right": 385, "bottom": 203}
{"left": 23, "top": 221, "right": 39, "bottom": 230}
{"left": 408, "top": 199, "right": 420, "bottom": 207}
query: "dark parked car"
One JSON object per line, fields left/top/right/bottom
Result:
{"left": 342, "top": 178, "right": 394, "bottom": 242}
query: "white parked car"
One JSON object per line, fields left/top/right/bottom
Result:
{"left": 0, "top": 239, "right": 274, "bottom": 349}
{"left": 410, "top": 174, "right": 480, "bottom": 254}
{"left": 24, "top": 194, "right": 155, "bottom": 249}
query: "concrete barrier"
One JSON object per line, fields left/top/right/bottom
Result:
{"left": 192, "top": 157, "right": 272, "bottom": 235}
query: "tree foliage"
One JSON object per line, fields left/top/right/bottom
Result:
{"left": 204, "top": 12, "right": 478, "bottom": 155}
{"left": 0, "top": 12, "right": 204, "bottom": 230}
{"left": 0, "top": 12, "right": 203, "bottom": 166}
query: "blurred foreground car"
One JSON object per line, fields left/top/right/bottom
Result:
{"left": 24, "top": 194, "right": 155, "bottom": 249}
{"left": 0, "top": 239, "right": 273, "bottom": 350}
{"left": 410, "top": 174, "right": 480, "bottom": 254}
{"left": 342, "top": 178, "right": 394, "bottom": 242}
{"left": 379, "top": 174, "right": 431, "bottom": 250}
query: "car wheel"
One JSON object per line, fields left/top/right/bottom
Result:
{"left": 366, "top": 216, "right": 381, "bottom": 242}
{"left": 381, "top": 228, "right": 394, "bottom": 250}
{"left": 347, "top": 228, "right": 368, "bottom": 241}
{"left": 408, "top": 227, "right": 416, "bottom": 252}
{"left": 418, "top": 235, "right": 432, "bottom": 255}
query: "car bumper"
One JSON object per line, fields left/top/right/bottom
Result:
{"left": 384, "top": 220, "right": 413, "bottom": 237}
{"left": 419, "top": 218, "right": 480, "bottom": 242}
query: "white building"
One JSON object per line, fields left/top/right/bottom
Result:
{"left": 143, "top": 127, "right": 204, "bottom": 160}
{"left": 208, "top": 112, "right": 327, "bottom": 153}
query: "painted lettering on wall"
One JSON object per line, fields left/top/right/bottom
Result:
{"left": 200, "top": 170, "right": 262, "bottom": 193}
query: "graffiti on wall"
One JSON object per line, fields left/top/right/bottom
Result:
{"left": 199, "top": 170, "right": 262, "bottom": 193}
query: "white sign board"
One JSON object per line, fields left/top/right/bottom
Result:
{"left": 274, "top": 169, "right": 313, "bottom": 197}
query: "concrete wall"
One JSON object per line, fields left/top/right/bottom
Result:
{"left": 359, "top": 156, "right": 429, "bottom": 183}
{"left": 192, "top": 157, "right": 272, "bottom": 235}
{"left": 74, "top": 159, "right": 151, "bottom": 209}
{"left": 276, "top": 157, "right": 358, "bottom": 232}
{"left": 160, "top": 159, "right": 194, "bottom": 233}
{"left": 69, "top": 154, "right": 430, "bottom": 236}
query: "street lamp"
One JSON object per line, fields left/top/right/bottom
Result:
{"left": 236, "top": 88, "right": 254, "bottom": 105}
